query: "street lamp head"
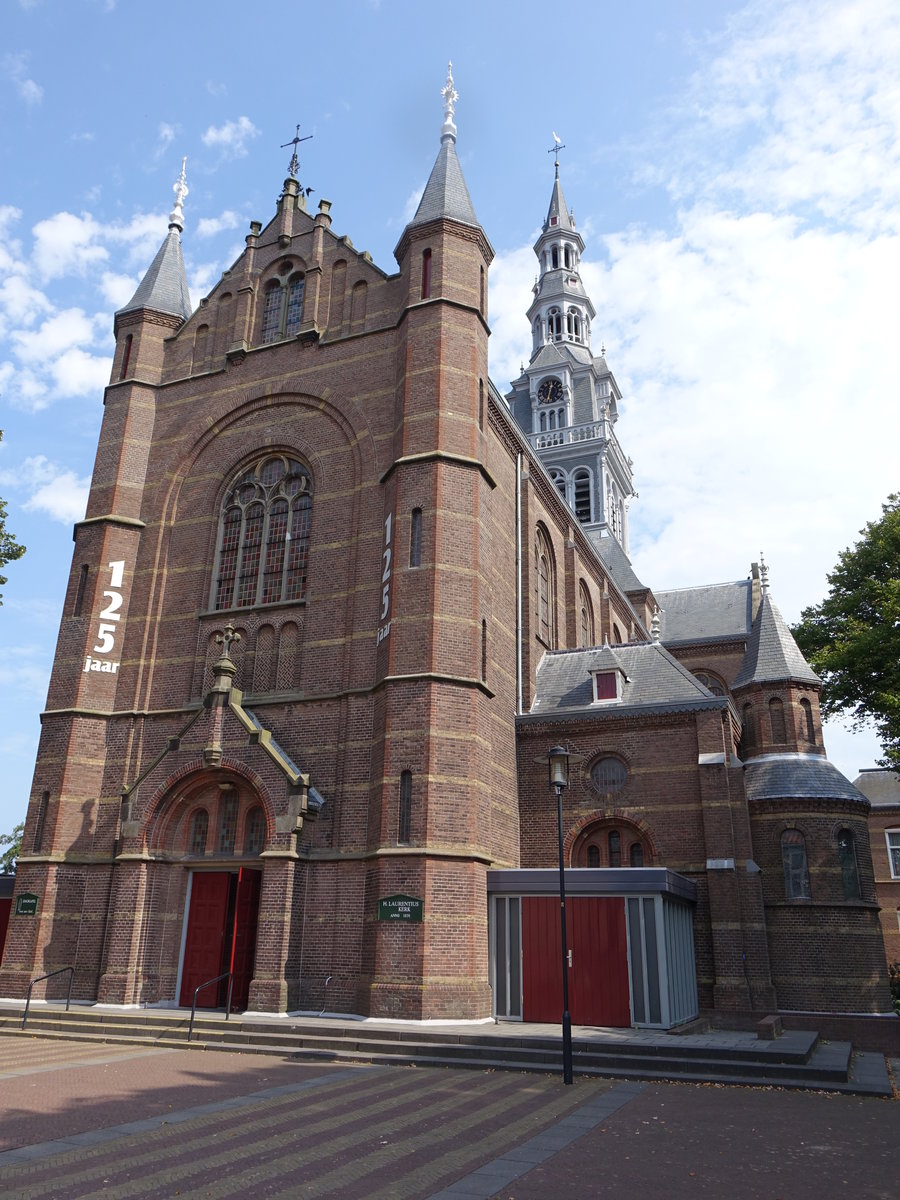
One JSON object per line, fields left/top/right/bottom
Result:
{"left": 548, "top": 744, "right": 570, "bottom": 790}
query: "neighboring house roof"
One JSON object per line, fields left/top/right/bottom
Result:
{"left": 656, "top": 579, "right": 753, "bottom": 644}
{"left": 733, "top": 592, "right": 819, "bottom": 688}
{"left": 595, "top": 538, "right": 646, "bottom": 593}
{"left": 528, "top": 642, "right": 722, "bottom": 717}
{"left": 117, "top": 226, "right": 192, "bottom": 322}
{"left": 744, "top": 753, "right": 864, "bottom": 804}
{"left": 853, "top": 768, "right": 900, "bottom": 807}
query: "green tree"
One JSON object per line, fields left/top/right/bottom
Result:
{"left": 0, "top": 821, "right": 23, "bottom": 874}
{"left": 793, "top": 495, "right": 900, "bottom": 768}
{"left": 0, "top": 429, "right": 26, "bottom": 604}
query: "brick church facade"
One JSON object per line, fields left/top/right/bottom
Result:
{"left": 1, "top": 75, "right": 891, "bottom": 1022}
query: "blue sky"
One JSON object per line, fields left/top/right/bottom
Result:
{"left": 1, "top": 0, "right": 898, "bottom": 834}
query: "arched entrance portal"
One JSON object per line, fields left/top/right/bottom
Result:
{"left": 149, "top": 776, "right": 269, "bottom": 1011}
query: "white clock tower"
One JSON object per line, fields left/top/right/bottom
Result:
{"left": 507, "top": 155, "right": 635, "bottom": 554}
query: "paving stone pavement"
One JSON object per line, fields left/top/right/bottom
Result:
{"left": 0, "top": 1037, "right": 895, "bottom": 1199}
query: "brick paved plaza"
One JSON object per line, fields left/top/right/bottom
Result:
{"left": 0, "top": 1038, "right": 895, "bottom": 1198}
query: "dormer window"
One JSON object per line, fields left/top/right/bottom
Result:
{"left": 593, "top": 671, "right": 619, "bottom": 701}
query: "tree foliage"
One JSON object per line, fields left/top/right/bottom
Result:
{"left": 793, "top": 495, "right": 900, "bottom": 768}
{"left": 0, "top": 429, "right": 26, "bottom": 604}
{"left": 0, "top": 822, "right": 23, "bottom": 874}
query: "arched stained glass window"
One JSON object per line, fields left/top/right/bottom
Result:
{"left": 244, "top": 806, "right": 266, "bottom": 856}
{"left": 535, "top": 526, "right": 555, "bottom": 646}
{"left": 608, "top": 830, "right": 622, "bottom": 868}
{"left": 261, "top": 271, "right": 306, "bottom": 343}
{"left": 214, "top": 455, "right": 313, "bottom": 611}
{"left": 189, "top": 809, "right": 209, "bottom": 855}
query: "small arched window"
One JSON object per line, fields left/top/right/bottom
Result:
{"left": 214, "top": 455, "right": 313, "bottom": 611}
{"left": 189, "top": 809, "right": 208, "bottom": 855}
{"left": 587, "top": 844, "right": 601, "bottom": 868}
{"left": 261, "top": 271, "right": 306, "bottom": 343}
{"left": 551, "top": 246, "right": 559, "bottom": 269}
{"left": 564, "top": 245, "right": 571, "bottom": 269}
{"left": 837, "top": 828, "right": 861, "bottom": 900}
{"left": 573, "top": 469, "right": 592, "bottom": 523}
{"left": 579, "top": 582, "right": 594, "bottom": 648}
{"left": 799, "top": 697, "right": 815, "bottom": 743}
{"left": 630, "top": 842, "right": 644, "bottom": 868}
{"left": 608, "top": 830, "right": 622, "bottom": 868}
{"left": 782, "top": 829, "right": 811, "bottom": 899}
{"left": 613, "top": 623, "right": 623, "bottom": 644}
{"left": 244, "top": 806, "right": 266, "bottom": 856}
{"left": 548, "top": 308, "right": 562, "bottom": 340}
{"left": 769, "top": 697, "right": 787, "bottom": 743}
{"left": 119, "top": 334, "right": 133, "bottom": 380}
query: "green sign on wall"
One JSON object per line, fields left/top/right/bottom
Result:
{"left": 378, "top": 894, "right": 423, "bottom": 922}
{"left": 15, "top": 893, "right": 38, "bottom": 917}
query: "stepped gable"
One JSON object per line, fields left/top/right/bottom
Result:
{"left": 529, "top": 641, "right": 723, "bottom": 716}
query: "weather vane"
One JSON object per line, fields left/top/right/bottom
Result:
{"left": 281, "top": 123, "right": 313, "bottom": 180}
{"left": 548, "top": 132, "right": 565, "bottom": 176}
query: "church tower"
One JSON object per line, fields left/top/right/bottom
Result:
{"left": 507, "top": 152, "right": 635, "bottom": 554}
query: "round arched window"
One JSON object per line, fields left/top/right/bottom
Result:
{"left": 589, "top": 757, "right": 627, "bottom": 795}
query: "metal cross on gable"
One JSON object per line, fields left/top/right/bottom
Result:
{"left": 281, "top": 123, "right": 313, "bottom": 180}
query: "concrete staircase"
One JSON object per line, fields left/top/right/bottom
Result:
{"left": 0, "top": 1004, "right": 892, "bottom": 1097}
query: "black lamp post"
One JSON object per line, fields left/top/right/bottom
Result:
{"left": 548, "top": 744, "right": 574, "bottom": 1085}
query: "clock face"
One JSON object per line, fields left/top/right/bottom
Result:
{"left": 538, "top": 378, "right": 563, "bottom": 404}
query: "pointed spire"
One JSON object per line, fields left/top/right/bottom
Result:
{"left": 733, "top": 590, "right": 819, "bottom": 689}
{"left": 407, "top": 63, "right": 480, "bottom": 230}
{"left": 169, "top": 157, "right": 188, "bottom": 231}
{"left": 545, "top": 170, "right": 575, "bottom": 232}
{"left": 116, "top": 161, "right": 192, "bottom": 323}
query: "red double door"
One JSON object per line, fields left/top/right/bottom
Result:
{"left": 521, "top": 896, "right": 631, "bottom": 1027}
{"left": 179, "top": 869, "right": 261, "bottom": 1011}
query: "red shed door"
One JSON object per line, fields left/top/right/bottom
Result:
{"left": 180, "top": 872, "right": 231, "bottom": 1008}
{"left": 521, "top": 895, "right": 630, "bottom": 1027}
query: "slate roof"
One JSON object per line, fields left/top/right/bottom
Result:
{"left": 852, "top": 768, "right": 900, "bottom": 807}
{"left": 117, "top": 226, "right": 192, "bottom": 322}
{"left": 732, "top": 592, "right": 819, "bottom": 688}
{"left": 656, "top": 580, "right": 753, "bottom": 644}
{"left": 528, "top": 642, "right": 722, "bottom": 716}
{"left": 546, "top": 175, "right": 574, "bottom": 231}
{"left": 409, "top": 137, "right": 480, "bottom": 229}
{"left": 744, "top": 754, "right": 864, "bottom": 804}
{"left": 595, "top": 538, "right": 646, "bottom": 593}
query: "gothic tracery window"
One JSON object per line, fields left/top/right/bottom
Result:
{"left": 261, "top": 270, "right": 306, "bottom": 343}
{"left": 213, "top": 455, "right": 313, "bottom": 611}
{"left": 535, "top": 526, "right": 555, "bottom": 646}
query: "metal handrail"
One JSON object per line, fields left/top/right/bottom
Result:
{"left": 23, "top": 966, "right": 75, "bottom": 1030}
{"left": 187, "top": 972, "right": 234, "bottom": 1042}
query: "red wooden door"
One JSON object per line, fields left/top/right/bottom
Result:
{"left": 180, "top": 872, "right": 231, "bottom": 1007}
{"left": 569, "top": 897, "right": 631, "bottom": 1027}
{"left": 229, "top": 868, "right": 261, "bottom": 1010}
{"left": 521, "top": 895, "right": 631, "bottom": 1027}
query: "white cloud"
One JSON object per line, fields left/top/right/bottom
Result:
{"left": 11, "top": 308, "right": 98, "bottom": 364}
{"left": 99, "top": 270, "right": 137, "bottom": 307}
{"left": 401, "top": 185, "right": 424, "bottom": 224}
{"left": 196, "top": 210, "right": 242, "bottom": 238}
{"left": 31, "top": 211, "right": 107, "bottom": 280}
{"left": 3, "top": 52, "right": 43, "bottom": 105}
{"left": 155, "top": 122, "right": 177, "bottom": 160}
{"left": 0, "top": 455, "right": 90, "bottom": 523}
{"left": 49, "top": 346, "right": 111, "bottom": 397}
{"left": 201, "top": 116, "right": 260, "bottom": 159}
